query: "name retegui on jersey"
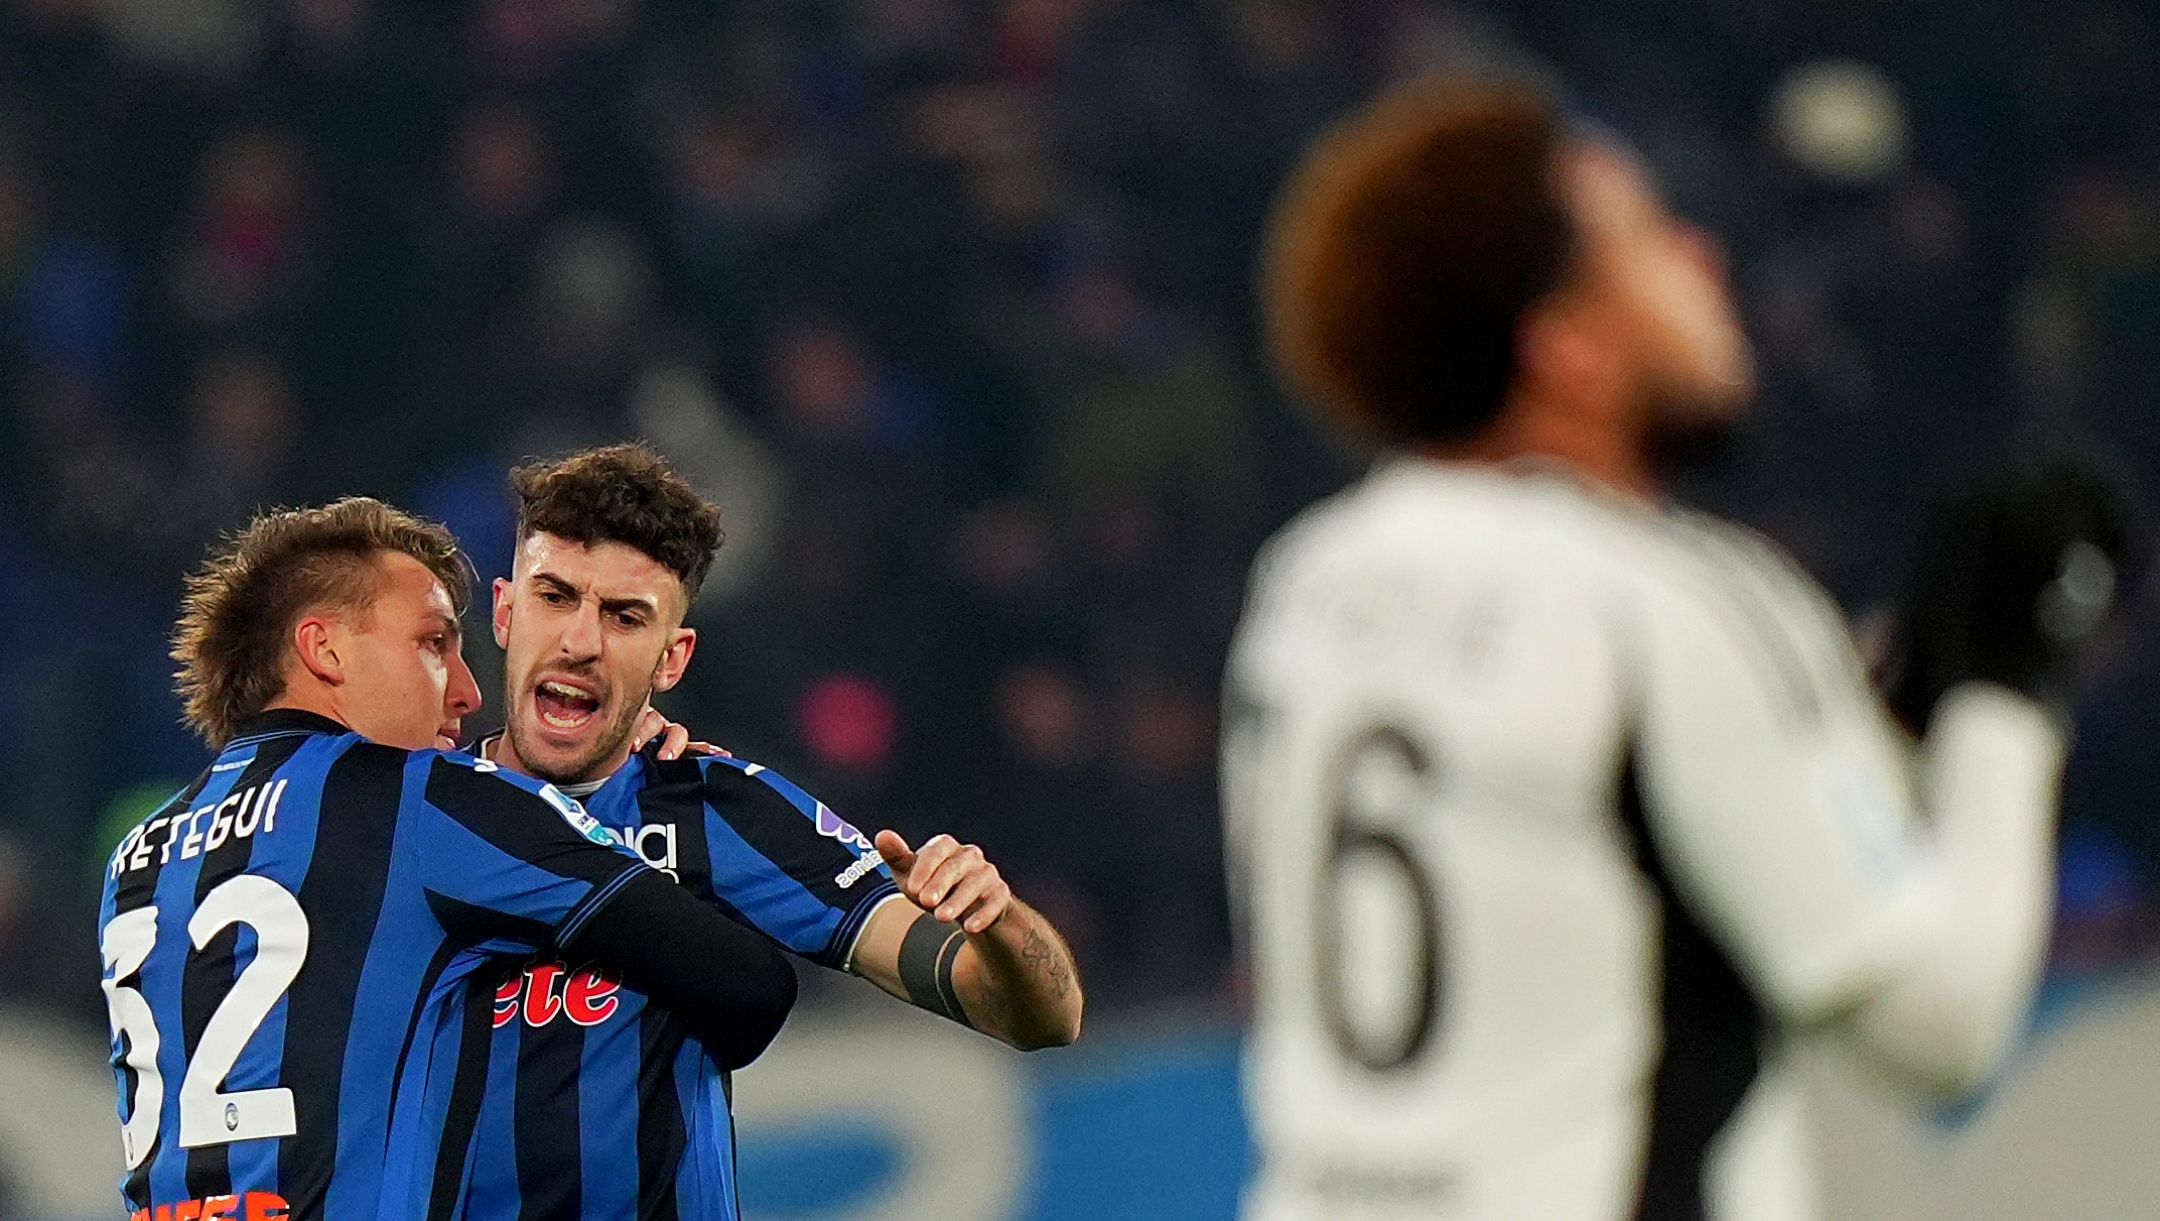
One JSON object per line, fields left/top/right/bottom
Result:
{"left": 108, "top": 780, "right": 291, "bottom": 878}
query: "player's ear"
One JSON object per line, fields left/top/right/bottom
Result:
{"left": 293, "top": 615, "right": 345, "bottom": 686}
{"left": 1516, "top": 293, "right": 1619, "bottom": 411}
{"left": 1516, "top": 299, "right": 1579, "bottom": 386}
{"left": 650, "top": 627, "right": 695, "bottom": 693}
{"left": 491, "top": 577, "right": 513, "bottom": 649}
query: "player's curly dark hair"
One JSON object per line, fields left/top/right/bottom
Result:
{"left": 1261, "top": 75, "right": 1577, "bottom": 447}
{"left": 510, "top": 443, "right": 723, "bottom": 602}
{"left": 173, "top": 498, "right": 471, "bottom": 748}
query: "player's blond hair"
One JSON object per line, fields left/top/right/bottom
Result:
{"left": 172, "top": 498, "right": 470, "bottom": 748}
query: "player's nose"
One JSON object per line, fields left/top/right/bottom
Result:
{"left": 447, "top": 645, "right": 482, "bottom": 717}
{"left": 1675, "top": 220, "right": 1729, "bottom": 284}
{"left": 558, "top": 601, "right": 604, "bottom": 660}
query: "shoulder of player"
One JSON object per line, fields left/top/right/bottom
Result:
{"left": 1252, "top": 463, "right": 1660, "bottom": 608}
{"left": 406, "top": 745, "right": 578, "bottom": 809}
{"left": 1621, "top": 508, "right": 1844, "bottom": 625}
{"left": 689, "top": 752, "right": 824, "bottom": 814}
{"left": 403, "top": 747, "right": 621, "bottom": 851}
{"left": 685, "top": 752, "right": 883, "bottom": 846}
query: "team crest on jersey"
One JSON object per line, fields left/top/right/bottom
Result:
{"left": 814, "top": 803, "right": 874, "bottom": 853}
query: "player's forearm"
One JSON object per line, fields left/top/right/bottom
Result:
{"left": 955, "top": 899, "right": 1083, "bottom": 1050}
{"left": 562, "top": 868, "right": 799, "bottom": 1068}
{"left": 1851, "top": 683, "right": 2063, "bottom": 1095}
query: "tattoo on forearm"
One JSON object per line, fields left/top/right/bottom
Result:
{"left": 1021, "top": 923, "right": 1073, "bottom": 1000}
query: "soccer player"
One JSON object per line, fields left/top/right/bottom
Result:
{"left": 1221, "top": 76, "right": 2134, "bottom": 1221}
{"left": 430, "top": 443, "right": 1081, "bottom": 1221}
{"left": 97, "top": 499, "right": 799, "bottom": 1221}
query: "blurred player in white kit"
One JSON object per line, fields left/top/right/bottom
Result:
{"left": 1222, "top": 75, "right": 2138, "bottom": 1221}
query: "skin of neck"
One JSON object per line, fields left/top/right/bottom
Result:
{"left": 1425, "top": 354, "right": 1662, "bottom": 503}
{"left": 1416, "top": 267, "right": 1684, "bottom": 503}
{"left": 266, "top": 671, "right": 351, "bottom": 729}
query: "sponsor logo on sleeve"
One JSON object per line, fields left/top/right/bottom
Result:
{"left": 833, "top": 851, "right": 885, "bottom": 890}
{"left": 814, "top": 803, "right": 875, "bottom": 852}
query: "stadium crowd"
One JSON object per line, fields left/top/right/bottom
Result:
{"left": 0, "top": 0, "right": 2156, "bottom": 1025}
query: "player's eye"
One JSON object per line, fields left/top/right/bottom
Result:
{"left": 613, "top": 611, "right": 645, "bottom": 630}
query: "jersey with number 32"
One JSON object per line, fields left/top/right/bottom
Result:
{"left": 1223, "top": 461, "right": 2062, "bottom": 1221}
{"left": 96, "top": 710, "right": 652, "bottom": 1221}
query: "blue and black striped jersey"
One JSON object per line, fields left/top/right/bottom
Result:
{"left": 95, "top": 710, "right": 796, "bottom": 1221}
{"left": 438, "top": 749, "right": 899, "bottom": 1221}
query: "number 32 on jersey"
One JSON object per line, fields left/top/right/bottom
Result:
{"left": 100, "top": 876, "right": 310, "bottom": 1168}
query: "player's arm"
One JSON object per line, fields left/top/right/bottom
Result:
{"left": 554, "top": 868, "right": 797, "bottom": 1067}
{"left": 1632, "top": 571, "right": 2062, "bottom": 1098}
{"left": 676, "top": 757, "right": 1078, "bottom": 1048}
{"left": 848, "top": 831, "right": 1083, "bottom": 1051}
{"left": 418, "top": 757, "right": 796, "bottom": 1068}
{"left": 1844, "top": 453, "right": 2140, "bottom": 1082}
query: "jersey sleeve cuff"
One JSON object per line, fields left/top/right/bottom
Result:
{"left": 551, "top": 861, "right": 648, "bottom": 949}
{"left": 834, "top": 885, "right": 905, "bottom": 973}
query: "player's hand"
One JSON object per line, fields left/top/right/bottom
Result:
{"left": 629, "top": 706, "right": 729, "bottom": 761}
{"left": 875, "top": 830, "right": 1012, "bottom": 935}
{"left": 1881, "top": 450, "right": 2145, "bottom": 732}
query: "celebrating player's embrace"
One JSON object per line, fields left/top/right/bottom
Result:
{"left": 96, "top": 445, "right": 1081, "bottom": 1221}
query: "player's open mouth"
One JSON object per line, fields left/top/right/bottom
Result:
{"left": 535, "top": 680, "right": 602, "bottom": 730}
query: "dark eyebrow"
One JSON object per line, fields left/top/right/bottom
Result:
{"left": 533, "top": 570, "right": 657, "bottom": 618}
{"left": 532, "top": 571, "right": 583, "bottom": 599}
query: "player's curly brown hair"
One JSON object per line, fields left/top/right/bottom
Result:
{"left": 510, "top": 443, "right": 723, "bottom": 603}
{"left": 1261, "top": 75, "right": 1577, "bottom": 448}
{"left": 173, "top": 498, "right": 471, "bottom": 748}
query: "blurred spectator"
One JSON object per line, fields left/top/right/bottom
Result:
{"left": 98, "top": 0, "right": 263, "bottom": 79}
{"left": 170, "top": 346, "right": 300, "bottom": 539}
{"left": 629, "top": 359, "right": 786, "bottom": 608}
{"left": 172, "top": 127, "right": 315, "bottom": 331}
{"left": 454, "top": 98, "right": 560, "bottom": 243}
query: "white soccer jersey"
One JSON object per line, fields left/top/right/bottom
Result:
{"left": 1223, "top": 460, "right": 2065, "bottom": 1221}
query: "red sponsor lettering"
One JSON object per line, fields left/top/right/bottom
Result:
{"left": 562, "top": 967, "right": 620, "bottom": 1026}
{"left": 493, "top": 974, "right": 522, "bottom": 1029}
{"left": 495, "top": 960, "right": 624, "bottom": 1029}
{"left": 521, "top": 961, "right": 565, "bottom": 1027}
{"left": 139, "top": 1194, "right": 280, "bottom": 1221}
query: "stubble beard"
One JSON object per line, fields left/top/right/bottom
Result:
{"left": 504, "top": 685, "right": 647, "bottom": 786}
{"left": 1646, "top": 407, "right": 1743, "bottom": 486}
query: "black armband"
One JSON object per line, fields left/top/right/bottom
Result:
{"left": 897, "top": 913, "right": 973, "bottom": 1028}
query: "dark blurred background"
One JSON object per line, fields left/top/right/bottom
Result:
{"left": 0, "top": 0, "right": 2156, "bottom": 1042}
